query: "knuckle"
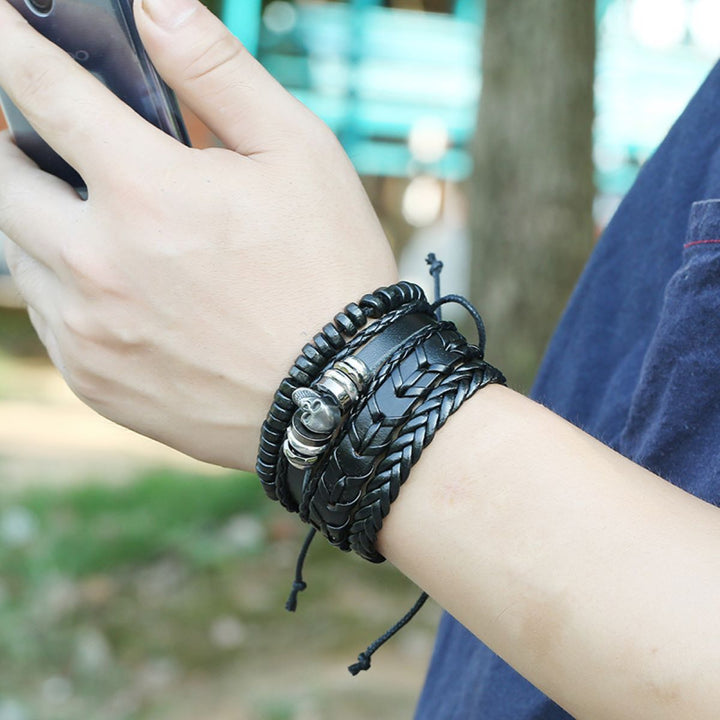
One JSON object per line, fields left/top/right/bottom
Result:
{"left": 184, "top": 33, "right": 247, "bottom": 84}
{"left": 108, "top": 312, "right": 147, "bottom": 349}
{"left": 60, "top": 303, "right": 99, "bottom": 345}
{"left": 59, "top": 241, "right": 124, "bottom": 297}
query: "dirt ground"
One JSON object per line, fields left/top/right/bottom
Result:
{"left": 0, "top": 355, "right": 223, "bottom": 487}
{"left": 0, "top": 352, "right": 438, "bottom": 719}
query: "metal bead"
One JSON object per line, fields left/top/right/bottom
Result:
{"left": 316, "top": 369, "right": 358, "bottom": 410}
{"left": 292, "top": 387, "right": 343, "bottom": 433}
{"left": 333, "top": 356, "right": 370, "bottom": 392}
{"left": 286, "top": 425, "right": 328, "bottom": 458}
{"left": 282, "top": 438, "right": 320, "bottom": 469}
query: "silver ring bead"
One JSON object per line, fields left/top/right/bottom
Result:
{"left": 334, "top": 356, "right": 370, "bottom": 392}
{"left": 282, "top": 438, "right": 321, "bottom": 469}
{"left": 316, "top": 369, "right": 359, "bottom": 410}
{"left": 286, "top": 424, "right": 328, "bottom": 458}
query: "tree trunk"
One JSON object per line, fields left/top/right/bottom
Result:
{"left": 469, "top": 0, "right": 596, "bottom": 392}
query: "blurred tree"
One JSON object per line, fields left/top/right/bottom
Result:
{"left": 469, "top": 0, "right": 596, "bottom": 392}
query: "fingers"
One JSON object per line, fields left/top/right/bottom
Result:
{"left": 0, "top": 1, "right": 171, "bottom": 186}
{"left": 134, "top": 0, "right": 319, "bottom": 155}
{"left": 0, "top": 132, "right": 85, "bottom": 270}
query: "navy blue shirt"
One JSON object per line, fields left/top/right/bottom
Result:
{"left": 415, "top": 59, "right": 720, "bottom": 719}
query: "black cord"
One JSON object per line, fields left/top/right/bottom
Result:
{"left": 425, "top": 253, "right": 444, "bottom": 319}
{"left": 430, "top": 294, "right": 487, "bottom": 356}
{"left": 425, "top": 253, "right": 487, "bottom": 354}
{"left": 285, "top": 527, "right": 317, "bottom": 612}
{"left": 348, "top": 592, "right": 430, "bottom": 675}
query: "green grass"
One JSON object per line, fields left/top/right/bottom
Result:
{"left": 0, "top": 470, "right": 266, "bottom": 579}
{"left": 0, "top": 469, "right": 435, "bottom": 720}
{"left": 0, "top": 308, "right": 43, "bottom": 359}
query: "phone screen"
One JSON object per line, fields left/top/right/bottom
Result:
{"left": 0, "top": 0, "right": 190, "bottom": 188}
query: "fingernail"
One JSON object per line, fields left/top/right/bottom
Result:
{"left": 141, "top": 0, "right": 199, "bottom": 29}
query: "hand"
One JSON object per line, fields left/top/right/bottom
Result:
{"left": 0, "top": 0, "right": 397, "bottom": 471}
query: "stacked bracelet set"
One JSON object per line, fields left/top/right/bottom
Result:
{"left": 255, "top": 266, "right": 505, "bottom": 673}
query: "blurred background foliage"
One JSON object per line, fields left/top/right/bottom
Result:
{"left": 0, "top": 0, "right": 718, "bottom": 718}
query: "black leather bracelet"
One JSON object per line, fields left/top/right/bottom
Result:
{"left": 281, "top": 310, "right": 440, "bottom": 509}
{"left": 303, "top": 322, "right": 503, "bottom": 552}
{"left": 255, "top": 282, "right": 427, "bottom": 509}
{"left": 301, "top": 321, "right": 461, "bottom": 542}
{"left": 348, "top": 351, "right": 505, "bottom": 562}
{"left": 255, "top": 273, "right": 506, "bottom": 676}
{"left": 273, "top": 299, "right": 435, "bottom": 510}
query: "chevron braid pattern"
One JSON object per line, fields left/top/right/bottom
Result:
{"left": 349, "top": 357, "right": 505, "bottom": 562}
{"left": 255, "top": 282, "right": 428, "bottom": 507}
{"left": 303, "top": 326, "right": 497, "bottom": 549}
{"left": 296, "top": 320, "right": 450, "bottom": 523}
{"left": 272, "top": 298, "right": 433, "bottom": 511}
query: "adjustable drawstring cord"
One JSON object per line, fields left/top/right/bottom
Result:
{"left": 284, "top": 254, "right": 454, "bottom": 672}
{"left": 348, "top": 591, "right": 429, "bottom": 675}
{"left": 430, "top": 294, "right": 487, "bottom": 356}
{"left": 285, "top": 526, "right": 317, "bottom": 612}
{"left": 425, "top": 253, "right": 444, "bottom": 320}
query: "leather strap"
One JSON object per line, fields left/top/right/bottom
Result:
{"left": 303, "top": 324, "right": 491, "bottom": 548}
{"left": 283, "top": 311, "right": 439, "bottom": 506}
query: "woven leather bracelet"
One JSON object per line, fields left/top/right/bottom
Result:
{"left": 281, "top": 310, "right": 441, "bottom": 511}
{"left": 302, "top": 320, "right": 504, "bottom": 553}
{"left": 255, "top": 281, "right": 427, "bottom": 509}
{"left": 273, "top": 301, "right": 436, "bottom": 510}
{"left": 255, "top": 267, "right": 506, "bottom": 675}
{"left": 348, "top": 347, "right": 505, "bottom": 561}
{"left": 302, "top": 321, "right": 469, "bottom": 546}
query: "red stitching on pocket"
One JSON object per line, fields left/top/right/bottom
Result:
{"left": 683, "top": 239, "right": 720, "bottom": 248}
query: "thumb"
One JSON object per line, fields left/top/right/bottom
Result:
{"left": 134, "top": 0, "right": 312, "bottom": 154}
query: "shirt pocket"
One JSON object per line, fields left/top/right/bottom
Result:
{"left": 617, "top": 199, "right": 720, "bottom": 504}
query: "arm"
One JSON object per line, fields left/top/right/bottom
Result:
{"left": 1, "top": 2, "right": 718, "bottom": 719}
{"left": 379, "top": 384, "right": 720, "bottom": 720}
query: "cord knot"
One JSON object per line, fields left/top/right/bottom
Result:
{"left": 425, "top": 252, "right": 444, "bottom": 277}
{"left": 348, "top": 652, "right": 372, "bottom": 676}
{"left": 285, "top": 527, "right": 316, "bottom": 612}
{"left": 425, "top": 253, "right": 444, "bottom": 318}
{"left": 285, "top": 580, "right": 307, "bottom": 612}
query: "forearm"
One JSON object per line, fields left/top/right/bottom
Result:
{"left": 378, "top": 383, "right": 720, "bottom": 720}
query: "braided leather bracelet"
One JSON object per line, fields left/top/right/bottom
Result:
{"left": 303, "top": 322, "right": 471, "bottom": 547}
{"left": 255, "top": 264, "right": 505, "bottom": 674}
{"left": 349, "top": 348, "right": 504, "bottom": 562}
{"left": 280, "top": 309, "right": 439, "bottom": 509}
{"left": 255, "top": 282, "right": 428, "bottom": 510}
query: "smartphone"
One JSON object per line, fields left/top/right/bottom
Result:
{"left": 0, "top": 0, "right": 190, "bottom": 189}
